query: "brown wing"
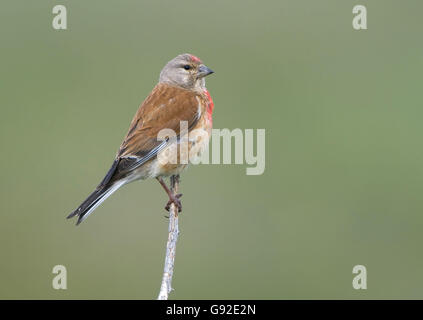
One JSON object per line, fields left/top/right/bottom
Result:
{"left": 105, "top": 83, "right": 201, "bottom": 181}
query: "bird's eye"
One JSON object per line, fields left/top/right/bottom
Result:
{"left": 183, "top": 65, "right": 191, "bottom": 70}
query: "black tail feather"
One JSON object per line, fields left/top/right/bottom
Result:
{"left": 67, "top": 185, "right": 111, "bottom": 225}
{"left": 67, "top": 159, "right": 122, "bottom": 225}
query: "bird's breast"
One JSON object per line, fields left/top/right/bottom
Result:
{"left": 203, "top": 88, "right": 214, "bottom": 123}
{"left": 150, "top": 89, "right": 214, "bottom": 177}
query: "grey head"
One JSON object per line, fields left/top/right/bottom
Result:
{"left": 159, "top": 53, "right": 214, "bottom": 91}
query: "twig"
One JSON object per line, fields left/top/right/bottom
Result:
{"left": 157, "top": 175, "right": 180, "bottom": 300}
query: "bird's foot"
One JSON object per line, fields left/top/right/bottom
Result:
{"left": 165, "top": 193, "right": 183, "bottom": 213}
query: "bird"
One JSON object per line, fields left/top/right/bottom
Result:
{"left": 67, "top": 53, "right": 214, "bottom": 225}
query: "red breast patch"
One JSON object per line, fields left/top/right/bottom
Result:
{"left": 203, "top": 89, "right": 214, "bottom": 122}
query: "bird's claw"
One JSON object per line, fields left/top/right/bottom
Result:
{"left": 165, "top": 193, "right": 183, "bottom": 213}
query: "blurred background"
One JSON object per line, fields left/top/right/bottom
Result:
{"left": 1, "top": 0, "right": 423, "bottom": 299}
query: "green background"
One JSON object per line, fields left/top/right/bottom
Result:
{"left": 1, "top": 0, "right": 422, "bottom": 299}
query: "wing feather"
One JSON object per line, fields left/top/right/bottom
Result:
{"left": 111, "top": 83, "right": 202, "bottom": 179}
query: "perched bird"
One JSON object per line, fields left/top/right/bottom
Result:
{"left": 67, "top": 54, "right": 214, "bottom": 225}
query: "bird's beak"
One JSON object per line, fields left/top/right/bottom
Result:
{"left": 197, "top": 65, "right": 214, "bottom": 78}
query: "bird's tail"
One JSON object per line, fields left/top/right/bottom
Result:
{"left": 67, "top": 180, "right": 126, "bottom": 225}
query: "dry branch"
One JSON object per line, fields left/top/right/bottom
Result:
{"left": 157, "top": 175, "right": 180, "bottom": 300}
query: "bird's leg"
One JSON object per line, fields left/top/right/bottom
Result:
{"left": 156, "top": 176, "right": 182, "bottom": 213}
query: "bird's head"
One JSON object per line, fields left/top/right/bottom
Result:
{"left": 159, "top": 53, "right": 214, "bottom": 91}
